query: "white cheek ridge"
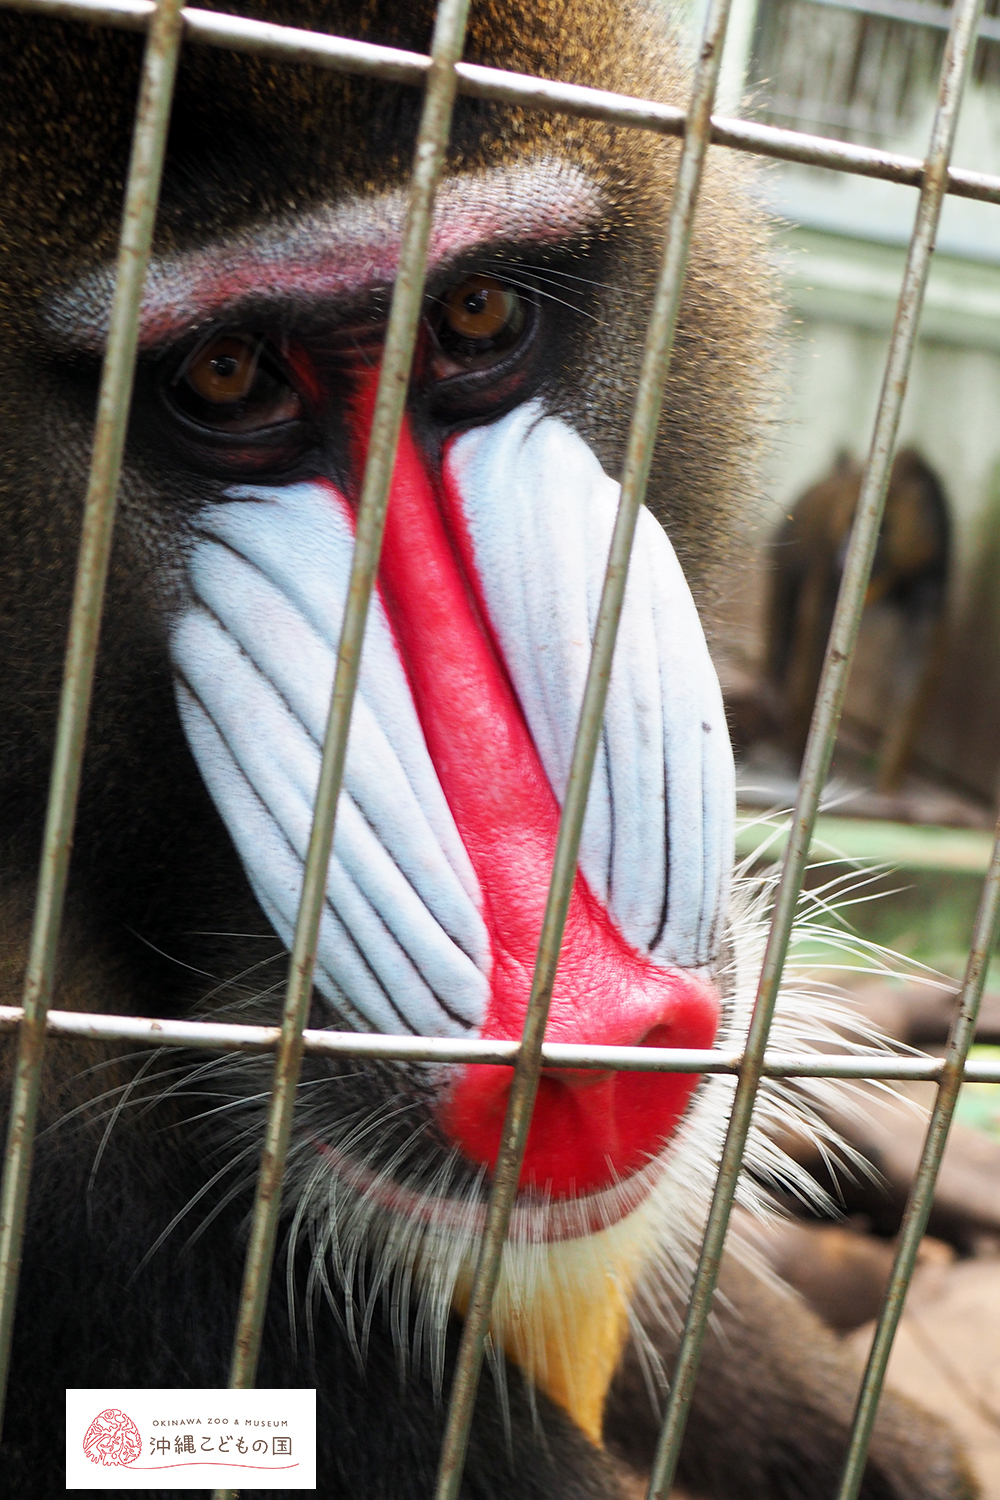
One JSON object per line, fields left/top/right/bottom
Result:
{"left": 171, "top": 485, "right": 492, "bottom": 1038}
{"left": 176, "top": 686, "right": 409, "bottom": 1036}
{"left": 173, "top": 612, "right": 487, "bottom": 1029}
{"left": 199, "top": 488, "right": 482, "bottom": 916}
{"left": 186, "top": 530, "right": 486, "bottom": 969}
{"left": 447, "top": 404, "right": 734, "bottom": 970}
{"left": 699, "top": 669, "right": 735, "bottom": 961}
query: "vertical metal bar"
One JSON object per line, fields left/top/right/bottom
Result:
{"left": 645, "top": 0, "right": 985, "bottom": 1492}
{"left": 0, "top": 0, "right": 184, "bottom": 1432}
{"left": 432, "top": 1, "right": 736, "bottom": 1494}
{"left": 716, "top": 0, "right": 760, "bottom": 114}
{"left": 836, "top": 816, "right": 1000, "bottom": 1500}
{"left": 211, "top": 2, "right": 472, "bottom": 1482}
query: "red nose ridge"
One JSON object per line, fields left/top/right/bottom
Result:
{"left": 442, "top": 968, "right": 720, "bottom": 1198}
{"left": 352, "top": 379, "right": 720, "bottom": 1199}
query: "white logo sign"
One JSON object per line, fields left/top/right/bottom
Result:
{"left": 66, "top": 1388, "right": 316, "bottom": 1490}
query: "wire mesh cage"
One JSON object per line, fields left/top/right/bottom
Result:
{"left": 1, "top": 0, "right": 999, "bottom": 1497}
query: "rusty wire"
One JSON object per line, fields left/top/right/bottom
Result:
{"left": 2, "top": 1005, "right": 999, "bottom": 1079}
{"left": 648, "top": 0, "right": 988, "bottom": 1488}
{"left": 0, "top": 0, "right": 186, "bottom": 1424}
{"left": 215, "top": 0, "right": 472, "bottom": 1417}
{"left": 0, "top": 0, "right": 997, "bottom": 1493}
{"left": 432, "top": 0, "right": 740, "bottom": 1484}
{"left": 6, "top": 0, "right": 1000, "bottom": 201}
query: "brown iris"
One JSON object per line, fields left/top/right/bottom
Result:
{"left": 184, "top": 335, "right": 262, "bottom": 404}
{"left": 433, "top": 275, "right": 527, "bottom": 363}
{"left": 169, "top": 333, "right": 301, "bottom": 432}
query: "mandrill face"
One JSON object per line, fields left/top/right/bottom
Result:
{"left": 169, "top": 385, "right": 728, "bottom": 1195}
{"left": 1, "top": 0, "right": 778, "bottom": 1445}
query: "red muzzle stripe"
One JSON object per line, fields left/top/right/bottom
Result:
{"left": 351, "top": 389, "right": 719, "bottom": 1197}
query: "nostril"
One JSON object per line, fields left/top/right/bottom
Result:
{"left": 539, "top": 1065, "right": 614, "bottom": 1089}
{"left": 640, "top": 1022, "right": 677, "bottom": 1051}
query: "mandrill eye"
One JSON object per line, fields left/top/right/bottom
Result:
{"left": 431, "top": 275, "right": 528, "bottom": 367}
{"left": 166, "top": 333, "right": 302, "bottom": 432}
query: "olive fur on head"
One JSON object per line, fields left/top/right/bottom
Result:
{"left": 0, "top": 1, "right": 978, "bottom": 1497}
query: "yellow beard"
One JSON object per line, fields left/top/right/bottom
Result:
{"left": 451, "top": 1195, "right": 662, "bottom": 1444}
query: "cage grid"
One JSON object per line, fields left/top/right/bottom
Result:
{"left": 0, "top": 0, "right": 999, "bottom": 1496}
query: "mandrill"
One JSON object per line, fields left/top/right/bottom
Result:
{"left": 0, "top": 0, "right": 978, "bottom": 1496}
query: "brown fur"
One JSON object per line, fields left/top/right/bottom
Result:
{"left": 605, "top": 1257, "right": 980, "bottom": 1500}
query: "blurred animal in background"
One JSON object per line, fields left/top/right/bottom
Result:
{"left": 765, "top": 448, "right": 950, "bottom": 790}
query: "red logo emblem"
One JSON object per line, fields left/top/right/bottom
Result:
{"left": 82, "top": 1408, "right": 142, "bottom": 1467}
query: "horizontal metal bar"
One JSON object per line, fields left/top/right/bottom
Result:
{"left": 709, "top": 120, "right": 1000, "bottom": 201}
{"left": 4, "top": 0, "right": 1000, "bottom": 206}
{"left": 3, "top": 1006, "right": 999, "bottom": 1079}
{"left": 804, "top": 0, "right": 1000, "bottom": 45}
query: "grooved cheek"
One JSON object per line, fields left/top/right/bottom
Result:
{"left": 377, "top": 432, "right": 560, "bottom": 1007}
{"left": 361, "top": 401, "right": 719, "bottom": 1195}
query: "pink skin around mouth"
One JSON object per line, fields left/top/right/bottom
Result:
{"left": 335, "top": 376, "right": 721, "bottom": 1201}
{"left": 314, "top": 1136, "right": 670, "bottom": 1243}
